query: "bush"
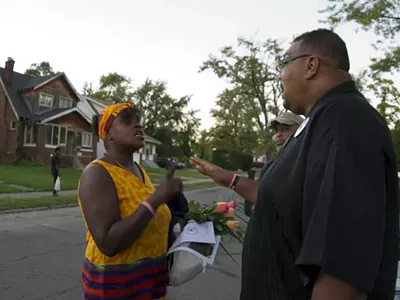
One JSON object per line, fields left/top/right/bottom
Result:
{"left": 211, "top": 149, "right": 253, "bottom": 171}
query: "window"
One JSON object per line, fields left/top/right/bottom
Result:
{"left": 46, "top": 125, "right": 67, "bottom": 146}
{"left": 39, "top": 93, "right": 53, "bottom": 108}
{"left": 81, "top": 132, "right": 92, "bottom": 148}
{"left": 59, "top": 97, "right": 72, "bottom": 108}
{"left": 24, "top": 123, "right": 37, "bottom": 145}
{"left": 10, "top": 120, "right": 16, "bottom": 130}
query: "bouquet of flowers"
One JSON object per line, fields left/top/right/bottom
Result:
{"left": 168, "top": 198, "right": 245, "bottom": 286}
{"left": 184, "top": 200, "right": 244, "bottom": 261}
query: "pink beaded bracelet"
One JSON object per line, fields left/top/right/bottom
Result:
{"left": 141, "top": 201, "right": 155, "bottom": 216}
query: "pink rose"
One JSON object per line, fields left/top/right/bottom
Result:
{"left": 227, "top": 201, "right": 237, "bottom": 209}
{"left": 224, "top": 208, "right": 235, "bottom": 217}
{"left": 216, "top": 202, "right": 229, "bottom": 214}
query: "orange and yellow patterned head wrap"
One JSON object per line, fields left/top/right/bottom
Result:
{"left": 98, "top": 102, "right": 135, "bottom": 140}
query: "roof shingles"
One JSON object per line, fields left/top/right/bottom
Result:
{"left": 0, "top": 68, "right": 71, "bottom": 120}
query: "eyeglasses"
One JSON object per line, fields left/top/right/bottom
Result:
{"left": 275, "top": 54, "right": 312, "bottom": 72}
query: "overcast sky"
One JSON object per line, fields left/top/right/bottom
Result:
{"left": 1, "top": 0, "right": 398, "bottom": 128}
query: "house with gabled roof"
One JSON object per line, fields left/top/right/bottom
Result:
{"left": 78, "top": 95, "right": 161, "bottom": 166}
{"left": 0, "top": 57, "right": 97, "bottom": 167}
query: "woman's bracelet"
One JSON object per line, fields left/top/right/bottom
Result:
{"left": 140, "top": 201, "right": 156, "bottom": 216}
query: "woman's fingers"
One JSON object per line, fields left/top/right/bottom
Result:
{"left": 166, "top": 160, "right": 178, "bottom": 178}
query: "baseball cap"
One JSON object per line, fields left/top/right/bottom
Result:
{"left": 270, "top": 111, "right": 304, "bottom": 128}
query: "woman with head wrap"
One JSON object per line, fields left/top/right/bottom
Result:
{"left": 78, "top": 103, "right": 182, "bottom": 300}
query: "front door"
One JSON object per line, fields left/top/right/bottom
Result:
{"left": 66, "top": 131, "right": 76, "bottom": 155}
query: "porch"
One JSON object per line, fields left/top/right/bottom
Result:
{"left": 21, "top": 112, "right": 96, "bottom": 167}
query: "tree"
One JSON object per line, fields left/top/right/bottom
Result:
{"left": 192, "top": 130, "right": 213, "bottom": 161}
{"left": 82, "top": 82, "right": 95, "bottom": 96}
{"left": 25, "top": 61, "right": 56, "bottom": 77}
{"left": 85, "top": 72, "right": 134, "bottom": 103}
{"left": 319, "top": 0, "right": 400, "bottom": 74}
{"left": 208, "top": 89, "right": 262, "bottom": 156}
{"left": 200, "top": 37, "right": 284, "bottom": 161}
{"left": 319, "top": 0, "right": 400, "bottom": 127}
{"left": 134, "top": 79, "right": 200, "bottom": 160}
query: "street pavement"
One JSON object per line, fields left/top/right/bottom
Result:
{"left": 0, "top": 187, "right": 247, "bottom": 300}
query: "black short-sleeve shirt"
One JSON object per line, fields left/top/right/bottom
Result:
{"left": 241, "top": 81, "right": 399, "bottom": 300}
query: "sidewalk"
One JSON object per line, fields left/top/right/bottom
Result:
{"left": 0, "top": 178, "right": 215, "bottom": 199}
{"left": 0, "top": 190, "right": 78, "bottom": 199}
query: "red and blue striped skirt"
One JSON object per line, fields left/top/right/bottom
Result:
{"left": 82, "top": 255, "right": 168, "bottom": 300}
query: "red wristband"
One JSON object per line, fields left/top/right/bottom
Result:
{"left": 141, "top": 201, "right": 156, "bottom": 215}
{"left": 228, "top": 174, "right": 238, "bottom": 189}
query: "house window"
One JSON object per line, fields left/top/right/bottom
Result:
{"left": 59, "top": 97, "right": 72, "bottom": 108}
{"left": 39, "top": 93, "right": 54, "bottom": 108}
{"left": 46, "top": 125, "right": 67, "bottom": 146}
{"left": 81, "top": 132, "right": 92, "bottom": 148}
{"left": 24, "top": 123, "right": 37, "bottom": 145}
{"left": 10, "top": 120, "right": 16, "bottom": 130}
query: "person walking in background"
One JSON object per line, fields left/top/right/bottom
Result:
{"left": 249, "top": 111, "right": 304, "bottom": 215}
{"left": 191, "top": 29, "right": 399, "bottom": 299}
{"left": 77, "top": 103, "right": 182, "bottom": 300}
{"left": 50, "top": 147, "right": 61, "bottom": 196}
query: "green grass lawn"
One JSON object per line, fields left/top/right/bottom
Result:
{"left": 0, "top": 164, "right": 209, "bottom": 192}
{"left": 144, "top": 167, "right": 207, "bottom": 178}
{"left": 0, "top": 181, "right": 217, "bottom": 211}
{"left": 0, "top": 182, "right": 24, "bottom": 193}
{"left": 0, "top": 164, "right": 81, "bottom": 191}
{"left": 0, "top": 195, "right": 77, "bottom": 211}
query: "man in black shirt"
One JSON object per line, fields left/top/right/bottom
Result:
{"left": 51, "top": 147, "right": 61, "bottom": 196}
{"left": 190, "top": 29, "right": 399, "bottom": 299}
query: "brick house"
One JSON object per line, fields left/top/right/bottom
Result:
{"left": 0, "top": 57, "right": 97, "bottom": 167}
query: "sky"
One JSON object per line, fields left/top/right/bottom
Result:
{"left": 1, "top": 0, "right": 398, "bottom": 129}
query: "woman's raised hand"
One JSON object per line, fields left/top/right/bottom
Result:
{"left": 150, "top": 161, "right": 182, "bottom": 207}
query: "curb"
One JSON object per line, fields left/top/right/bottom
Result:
{"left": 0, "top": 203, "right": 79, "bottom": 215}
{"left": 0, "top": 186, "right": 223, "bottom": 215}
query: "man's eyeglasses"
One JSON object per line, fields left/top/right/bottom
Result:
{"left": 275, "top": 54, "right": 312, "bottom": 72}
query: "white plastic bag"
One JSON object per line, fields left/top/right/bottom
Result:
{"left": 54, "top": 176, "right": 61, "bottom": 191}
{"left": 168, "top": 251, "right": 204, "bottom": 287}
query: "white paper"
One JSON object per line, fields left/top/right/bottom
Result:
{"left": 167, "top": 221, "right": 221, "bottom": 266}
{"left": 172, "top": 221, "right": 216, "bottom": 246}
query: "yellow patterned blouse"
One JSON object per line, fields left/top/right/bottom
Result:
{"left": 78, "top": 159, "right": 172, "bottom": 266}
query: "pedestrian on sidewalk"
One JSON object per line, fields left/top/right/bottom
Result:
{"left": 78, "top": 103, "right": 182, "bottom": 300}
{"left": 190, "top": 29, "right": 399, "bottom": 299}
{"left": 50, "top": 147, "right": 61, "bottom": 196}
{"left": 248, "top": 111, "right": 303, "bottom": 216}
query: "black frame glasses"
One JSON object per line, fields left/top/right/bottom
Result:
{"left": 275, "top": 54, "right": 312, "bottom": 72}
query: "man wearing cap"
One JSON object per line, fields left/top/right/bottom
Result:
{"left": 271, "top": 111, "right": 304, "bottom": 152}
{"left": 248, "top": 111, "right": 304, "bottom": 215}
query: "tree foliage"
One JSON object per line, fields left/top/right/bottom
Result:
{"left": 84, "top": 72, "right": 134, "bottom": 103}
{"left": 200, "top": 37, "right": 284, "bottom": 160}
{"left": 208, "top": 89, "right": 262, "bottom": 155}
{"left": 319, "top": 0, "right": 400, "bottom": 127}
{"left": 25, "top": 61, "right": 56, "bottom": 77}
{"left": 134, "top": 79, "right": 200, "bottom": 160}
{"left": 319, "top": 0, "right": 400, "bottom": 73}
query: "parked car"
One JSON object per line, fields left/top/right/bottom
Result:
{"left": 251, "top": 161, "right": 265, "bottom": 169}
{"left": 176, "top": 161, "right": 186, "bottom": 169}
{"left": 156, "top": 157, "right": 171, "bottom": 169}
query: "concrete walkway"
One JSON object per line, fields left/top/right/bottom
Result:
{"left": 0, "top": 190, "right": 78, "bottom": 199}
{"left": 0, "top": 178, "right": 214, "bottom": 199}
